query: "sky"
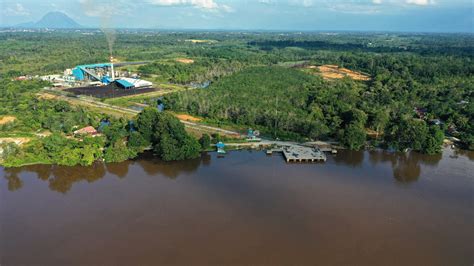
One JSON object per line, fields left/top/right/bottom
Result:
{"left": 0, "top": 0, "right": 472, "bottom": 32}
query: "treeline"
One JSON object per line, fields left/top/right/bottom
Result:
{"left": 249, "top": 39, "right": 474, "bottom": 56}
{"left": 164, "top": 63, "right": 472, "bottom": 153}
{"left": 138, "top": 59, "right": 246, "bottom": 84}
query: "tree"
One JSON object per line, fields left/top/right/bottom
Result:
{"left": 42, "top": 133, "right": 69, "bottom": 162}
{"left": 136, "top": 108, "right": 160, "bottom": 144}
{"left": 199, "top": 134, "right": 211, "bottom": 150}
{"left": 103, "top": 122, "right": 128, "bottom": 147}
{"left": 422, "top": 126, "right": 444, "bottom": 154}
{"left": 57, "top": 147, "right": 81, "bottom": 166}
{"left": 341, "top": 123, "right": 366, "bottom": 150}
{"left": 136, "top": 109, "right": 201, "bottom": 161}
{"left": 128, "top": 131, "right": 147, "bottom": 152}
{"left": 0, "top": 142, "right": 20, "bottom": 160}
{"left": 384, "top": 117, "right": 445, "bottom": 154}
{"left": 104, "top": 141, "right": 136, "bottom": 163}
{"left": 80, "top": 145, "right": 100, "bottom": 166}
{"left": 371, "top": 110, "right": 389, "bottom": 139}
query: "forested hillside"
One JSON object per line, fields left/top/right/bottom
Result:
{"left": 164, "top": 51, "right": 473, "bottom": 152}
{"left": 1, "top": 30, "right": 473, "bottom": 156}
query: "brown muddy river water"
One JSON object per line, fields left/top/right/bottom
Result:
{"left": 1, "top": 148, "right": 473, "bottom": 265}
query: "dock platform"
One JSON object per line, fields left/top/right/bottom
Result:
{"left": 267, "top": 145, "right": 327, "bottom": 163}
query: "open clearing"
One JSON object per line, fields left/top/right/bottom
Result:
{"left": 176, "top": 58, "right": 195, "bottom": 64}
{"left": 0, "top": 116, "right": 16, "bottom": 125}
{"left": 309, "top": 65, "right": 370, "bottom": 81}
{"left": 37, "top": 93, "right": 59, "bottom": 100}
{"left": 175, "top": 114, "right": 202, "bottom": 122}
{"left": 0, "top": 137, "right": 31, "bottom": 145}
{"left": 185, "top": 39, "right": 217, "bottom": 44}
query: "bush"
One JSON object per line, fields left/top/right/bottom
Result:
{"left": 199, "top": 134, "right": 211, "bottom": 149}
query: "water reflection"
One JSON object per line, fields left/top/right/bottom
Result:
{"left": 137, "top": 152, "right": 203, "bottom": 179}
{"left": 368, "top": 150, "right": 442, "bottom": 183}
{"left": 453, "top": 149, "right": 474, "bottom": 161}
{"left": 2, "top": 152, "right": 208, "bottom": 193}
{"left": 332, "top": 150, "right": 365, "bottom": 167}
{"left": 49, "top": 163, "right": 107, "bottom": 193}
{"left": 106, "top": 160, "right": 133, "bottom": 179}
{"left": 0, "top": 149, "right": 468, "bottom": 193}
{"left": 4, "top": 167, "right": 23, "bottom": 191}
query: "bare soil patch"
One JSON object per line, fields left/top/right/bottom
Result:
{"left": 175, "top": 114, "right": 203, "bottom": 122}
{"left": 0, "top": 116, "right": 16, "bottom": 125}
{"left": 185, "top": 39, "right": 216, "bottom": 44}
{"left": 37, "top": 93, "right": 59, "bottom": 100}
{"left": 176, "top": 58, "right": 195, "bottom": 64}
{"left": 0, "top": 137, "right": 31, "bottom": 145}
{"left": 311, "top": 65, "right": 370, "bottom": 81}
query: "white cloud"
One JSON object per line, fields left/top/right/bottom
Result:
{"left": 371, "top": 0, "right": 436, "bottom": 5}
{"left": 289, "top": 0, "right": 315, "bottom": 7}
{"left": 328, "top": 2, "right": 382, "bottom": 14}
{"left": 79, "top": 0, "right": 132, "bottom": 17}
{"left": 148, "top": 0, "right": 233, "bottom": 11}
{"left": 5, "top": 3, "right": 30, "bottom": 16}
{"left": 405, "top": 0, "right": 434, "bottom": 5}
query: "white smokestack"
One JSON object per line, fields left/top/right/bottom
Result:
{"left": 110, "top": 56, "right": 115, "bottom": 81}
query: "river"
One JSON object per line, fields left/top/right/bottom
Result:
{"left": 1, "top": 148, "right": 473, "bottom": 265}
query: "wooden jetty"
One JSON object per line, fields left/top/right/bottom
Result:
{"left": 267, "top": 145, "right": 327, "bottom": 163}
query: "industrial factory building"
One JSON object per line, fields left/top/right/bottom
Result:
{"left": 70, "top": 62, "right": 152, "bottom": 89}
{"left": 41, "top": 58, "right": 156, "bottom": 99}
{"left": 115, "top": 78, "right": 153, "bottom": 89}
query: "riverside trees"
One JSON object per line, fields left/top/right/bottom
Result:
{"left": 136, "top": 108, "right": 201, "bottom": 161}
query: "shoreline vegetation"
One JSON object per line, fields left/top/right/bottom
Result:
{"left": 1, "top": 31, "right": 472, "bottom": 168}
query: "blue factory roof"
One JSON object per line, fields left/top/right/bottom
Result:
{"left": 101, "top": 76, "right": 112, "bottom": 84}
{"left": 76, "top": 63, "right": 111, "bottom": 69}
{"left": 73, "top": 63, "right": 112, "bottom": 81}
{"left": 115, "top": 79, "right": 135, "bottom": 89}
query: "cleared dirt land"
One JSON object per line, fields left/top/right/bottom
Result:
{"left": 65, "top": 83, "right": 160, "bottom": 99}
{"left": 309, "top": 65, "right": 370, "bottom": 81}
{"left": 0, "top": 137, "right": 31, "bottom": 145}
{"left": 175, "top": 114, "right": 202, "bottom": 122}
{"left": 185, "top": 39, "right": 217, "bottom": 44}
{"left": 176, "top": 58, "right": 195, "bottom": 64}
{"left": 0, "top": 116, "right": 16, "bottom": 125}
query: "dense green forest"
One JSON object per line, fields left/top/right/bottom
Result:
{"left": 0, "top": 30, "right": 472, "bottom": 168}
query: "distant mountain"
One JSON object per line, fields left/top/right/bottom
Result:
{"left": 16, "top": 12, "right": 82, "bottom": 29}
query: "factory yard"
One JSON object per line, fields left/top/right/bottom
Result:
{"left": 64, "top": 83, "right": 160, "bottom": 99}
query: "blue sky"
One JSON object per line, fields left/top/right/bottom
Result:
{"left": 1, "top": 0, "right": 472, "bottom": 32}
